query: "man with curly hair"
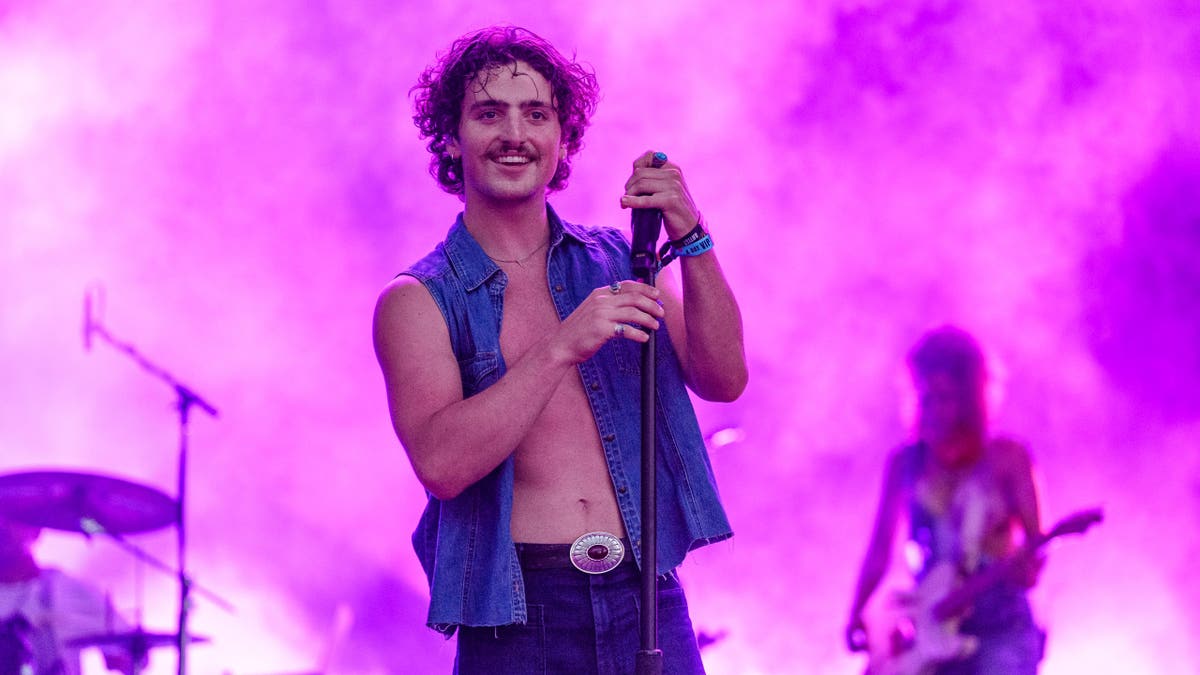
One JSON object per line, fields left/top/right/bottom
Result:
{"left": 373, "top": 25, "right": 746, "bottom": 673}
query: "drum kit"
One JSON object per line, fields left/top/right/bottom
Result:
{"left": 0, "top": 469, "right": 218, "bottom": 671}
{"left": 0, "top": 287, "right": 229, "bottom": 675}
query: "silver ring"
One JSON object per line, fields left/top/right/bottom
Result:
{"left": 608, "top": 282, "right": 621, "bottom": 295}
{"left": 570, "top": 531, "right": 625, "bottom": 574}
{"left": 614, "top": 323, "right": 625, "bottom": 337}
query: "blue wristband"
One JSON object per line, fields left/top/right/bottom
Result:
{"left": 674, "top": 232, "right": 713, "bottom": 257}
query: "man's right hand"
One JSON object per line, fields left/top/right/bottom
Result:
{"left": 548, "top": 280, "right": 664, "bottom": 364}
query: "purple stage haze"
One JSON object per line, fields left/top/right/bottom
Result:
{"left": 2, "top": 1, "right": 1199, "bottom": 673}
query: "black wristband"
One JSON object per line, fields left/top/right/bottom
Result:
{"left": 670, "top": 218, "right": 707, "bottom": 248}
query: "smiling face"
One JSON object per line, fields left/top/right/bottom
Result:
{"left": 446, "top": 60, "right": 564, "bottom": 209}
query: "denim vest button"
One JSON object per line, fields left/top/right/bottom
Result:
{"left": 590, "top": 382, "right": 600, "bottom": 391}
{"left": 554, "top": 284, "right": 564, "bottom": 292}
{"left": 604, "top": 434, "right": 615, "bottom": 442}
{"left": 618, "top": 485, "right": 627, "bottom": 494}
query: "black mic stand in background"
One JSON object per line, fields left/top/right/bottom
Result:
{"left": 629, "top": 152, "right": 668, "bottom": 675}
{"left": 83, "top": 286, "right": 220, "bottom": 675}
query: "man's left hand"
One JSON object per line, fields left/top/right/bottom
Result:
{"left": 619, "top": 150, "right": 701, "bottom": 241}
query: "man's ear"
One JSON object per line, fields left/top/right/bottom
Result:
{"left": 447, "top": 137, "right": 461, "bottom": 160}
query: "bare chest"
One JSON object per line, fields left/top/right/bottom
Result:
{"left": 498, "top": 266, "right": 563, "bottom": 359}
{"left": 495, "top": 264, "right": 623, "bottom": 540}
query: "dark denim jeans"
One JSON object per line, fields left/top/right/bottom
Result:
{"left": 454, "top": 555, "right": 706, "bottom": 675}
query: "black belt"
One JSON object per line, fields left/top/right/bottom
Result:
{"left": 516, "top": 532, "right": 632, "bottom": 574}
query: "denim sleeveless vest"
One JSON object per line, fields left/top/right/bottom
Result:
{"left": 400, "top": 205, "right": 733, "bottom": 634}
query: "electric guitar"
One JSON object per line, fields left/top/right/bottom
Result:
{"left": 868, "top": 507, "right": 1104, "bottom": 675}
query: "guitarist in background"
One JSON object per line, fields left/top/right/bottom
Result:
{"left": 845, "top": 325, "right": 1046, "bottom": 674}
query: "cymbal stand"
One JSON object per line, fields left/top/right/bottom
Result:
{"left": 84, "top": 288, "right": 219, "bottom": 675}
{"left": 79, "top": 519, "right": 235, "bottom": 613}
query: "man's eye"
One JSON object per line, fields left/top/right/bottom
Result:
{"left": 529, "top": 110, "right": 549, "bottom": 121}
{"left": 479, "top": 110, "right": 499, "bottom": 120}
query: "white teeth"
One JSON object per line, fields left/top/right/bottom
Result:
{"left": 495, "top": 156, "right": 531, "bottom": 164}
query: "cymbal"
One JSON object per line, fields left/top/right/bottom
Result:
{"left": 64, "top": 629, "right": 209, "bottom": 650}
{"left": 0, "top": 470, "right": 175, "bottom": 535}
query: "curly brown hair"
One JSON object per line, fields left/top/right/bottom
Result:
{"left": 412, "top": 26, "right": 600, "bottom": 196}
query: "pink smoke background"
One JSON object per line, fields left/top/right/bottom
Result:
{"left": 3, "top": 1, "right": 1198, "bottom": 673}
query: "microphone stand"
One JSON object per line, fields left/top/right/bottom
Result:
{"left": 85, "top": 297, "right": 218, "bottom": 675}
{"left": 629, "top": 154, "right": 667, "bottom": 675}
{"left": 632, "top": 253, "right": 661, "bottom": 675}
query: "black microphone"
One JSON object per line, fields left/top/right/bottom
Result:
{"left": 630, "top": 151, "right": 668, "bottom": 283}
{"left": 83, "top": 290, "right": 92, "bottom": 351}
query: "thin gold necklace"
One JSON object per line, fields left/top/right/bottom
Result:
{"left": 486, "top": 240, "right": 548, "bottom": 268}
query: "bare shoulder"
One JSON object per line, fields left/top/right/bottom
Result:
{"left": 373, "top": 276, "right": 445, "bottom": 350}
{"left": 987, "top": 435, "right": 1033, "bottom": 473}
{"left": 372, "top": 275, "right": 460, "bottom": 427}
{"left": 374, "top": 275, "right": 437, "bottom": 323}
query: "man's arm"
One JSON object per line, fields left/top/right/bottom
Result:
{"left": 621, "top": 151, "right": 747, "bottom": 402}
{"left": 372, "top": 274, "right": 665, "bottom": 500}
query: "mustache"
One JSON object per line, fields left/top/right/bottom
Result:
{"left": 488, "top": 142, "right": 538, "bottom": 158}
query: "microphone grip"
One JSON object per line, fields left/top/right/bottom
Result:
{"left": 630, "top": 208, "right": 662, "bottom": 283}
{"left": 630, "top": 152, "right": 669, "bottom": 282}
{"left": 630, "top": 208, "right": 663, "bottom": 257}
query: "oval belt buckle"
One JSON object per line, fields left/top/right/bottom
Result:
{"left": 570, "top": 531, "right": 625, "bottom": 574}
